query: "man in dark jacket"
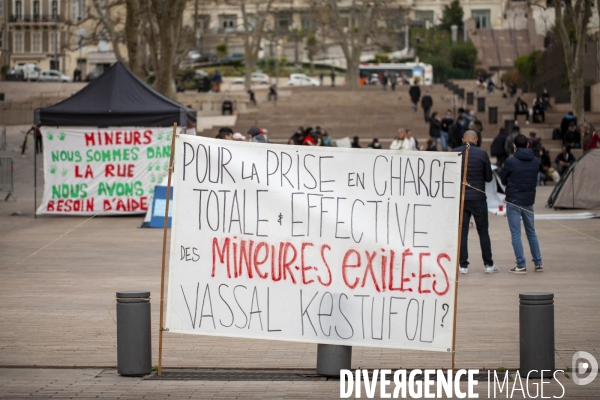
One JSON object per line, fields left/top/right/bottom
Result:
{"left": 490, "top": 128, "right": 508, "bottom": 169}
{"left": 504, "top": 125, "right": 520, "bottom": 157}
{"left": 563, "top": 120, "right": 581, "bottom": 148}
{"left": 428, "top": 111, "right": 441, "bottom": 149}
{"left": 440, "top": 110, "right": 453, "bottom": 151}
{"left": 421, "top": 91, "right": 433, "bottom": 122}
{"left": 409, "top": 84, "right": 421, "bottom": 112}
{"left": 560, "top": 111, "right": 576, "bottom": 140}
{"left": 454, "top": 131, "right": 497, "bottom": 274}
{"left": 501, "top": 134, "right": 543, "bottom": 274}
{"left": 448, "top": 115, "right": 465, "bottom": 149}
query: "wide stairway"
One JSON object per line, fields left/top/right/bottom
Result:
{"left": 198, "top": 81, "right": 597, "bottom": 160}
{"left": 199, "top": 84, "right": 460, "bottom": 147}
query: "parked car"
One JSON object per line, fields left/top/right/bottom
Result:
{"left": 186, "top": 50, "right": 201, "bottom": 61}
{"left": 5, "top": 68, "right": 25, "bottom": 81}
{"left": 39, "top": 70, "right": 73, "bottom": 82}
{"left": 14, "top": 63, "right": 42, "bottom": 81}
{"left": 287, "top": 73, "right": 319, "bottom": 86}
{"left": 86, "top": 70, "right": 104, "bottom": 82}
{"left": 231, "top": 71, "right": 270, "bottom": 85}
{"left": 219, "top": 52, "right": 244, "bottom": 64}
{"left": 199, "top": 53, "right": 218, "bottom": 63}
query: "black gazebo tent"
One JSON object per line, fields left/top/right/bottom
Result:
{"left": 34, "top": 62, "right": 196, "bottom": 127}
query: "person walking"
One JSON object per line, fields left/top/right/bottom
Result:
{"left": 319, "top": 71, "right": 324, "bottom": 86}
{"left": 440, "top": 110, "right": 453, "bottom": 151}
{"left": 212, "top": 70, "right": 222, "bottom": 93}
{"left": 454, "top": 130, "right": 497, "bottom": 274}
{"left": 421, "top": 91, "right": 433, "bottom": 122}
{"left": 381, "top": 72, "right": 388, "bottom": 91}
{"left": 409, "top": 83, "right": 421, "bottom": 113}
{"left": 330, "top": 68, "right": 336, "bottom": 87}
{"left": 501, "top": 134, "right": 543, "bottom": 274}
{"left": 390, "top": 73, "right": 397, "bottom": 91}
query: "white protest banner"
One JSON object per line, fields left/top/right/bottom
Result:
{"left": 38, "top": 127, "right": 181, "bottom": 215}
{"left": 166, "top": 136, "right": 462, "bottom": 352}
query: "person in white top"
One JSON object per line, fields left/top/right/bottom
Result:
{"left": 390, "top": 129, "right": 409, "bottom": 150}
{"left": 405, "top": 130, "right": 417, "bottom": 150}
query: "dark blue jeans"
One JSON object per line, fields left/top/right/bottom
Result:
{"left": 460, "top": 199, "right": 494, "bottom": 268}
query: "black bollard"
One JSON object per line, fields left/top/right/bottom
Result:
{"left": 316, "top": 344, "right": 352, "bottom": 377}
{"left": 116, "top": 291, "right": 152, "bottom": 376}
{"left": 520, "top": 293, "right": 554, "bottom": 378}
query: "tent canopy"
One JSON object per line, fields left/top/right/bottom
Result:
{"left": 35, "top": 62, "right": 196, "bottom": 127}
{"left": 548, "top": 149, "right": 600, "bottom": 209}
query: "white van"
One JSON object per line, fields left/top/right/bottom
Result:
{"left": 14, "top": 63, "right": 42, "bottom": 81}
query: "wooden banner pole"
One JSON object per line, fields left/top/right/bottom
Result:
{"left": 158, "top": 123, "right": 177, "bottom": 376}
{"left": 451, "top": 142, "right": 470, "bottom": 376}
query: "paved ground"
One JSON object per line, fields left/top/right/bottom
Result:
{"left": 1, "top": 124, "right": 600, "bottom": 398}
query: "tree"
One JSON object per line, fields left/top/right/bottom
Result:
{"left": 216, "top": 43, "right": 228, "bottom": 59}
{"left": 310, "top": 0, "right": 404, "bottom": 90}
{"left": 554, "top": 0, "right": 593, "bottom": 121}
{"left": 514, "top": 51, "right": 541, "bottom": 91}
{"left": 440, "top": 0, "right": 464, "bottom": 31}
{"left": 87, "top": 0, "right": 195, "bottom": 100}
{"left": 237, "top": 0, "right": 275, "bottom": 90}
{"left": 450, "top": 41, "right": 477, "bottom": 71}
{"left": 305, "top": 33, "right": 319, "bottom": 74}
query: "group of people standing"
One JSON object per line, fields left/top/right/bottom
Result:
{"left": 457, "top": 130, "right": 543, "bottom": 275}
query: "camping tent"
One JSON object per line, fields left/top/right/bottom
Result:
{"left": 548, "top": 149, "right": 600, "bottom": 209}
{"left": 35, "top": 62, "right": 196, "bottom": 127}
{"left": 34, "top": 62, "right": 196, "bottom": 216}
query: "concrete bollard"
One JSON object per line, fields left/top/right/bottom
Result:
{"left": 520, "top": 292, "right": 554, "bottom": 378}
{"left": 116, "top": 291, "right": 152, "bottom": 376}
{"left": 316, "top": 344, "right": 352, "bottom": 377}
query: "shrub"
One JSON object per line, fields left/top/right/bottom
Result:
{"left": 450, "top": 42, "right": 478, "bottom": 70}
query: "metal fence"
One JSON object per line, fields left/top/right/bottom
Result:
{"left": 0, "top": 156, "right": 16, "bottom": 201}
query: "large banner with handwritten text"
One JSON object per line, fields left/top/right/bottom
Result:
{"left": 166, "top": 136, "right": 462, "bottom": 352}
{"left": 38, "top": 127, "right": 179, "bottom": 215}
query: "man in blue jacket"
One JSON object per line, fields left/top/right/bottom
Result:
{"left": 501, "top": 134, "right": 543, "bottom": 273}
{"left": 454, "top": 131, "right": 497, "bottom": 274}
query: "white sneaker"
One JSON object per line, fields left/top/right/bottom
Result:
{"left": 485, "top": 265, "right": 499, "bottom": 274}
{"left": 459, "top": 267, "right": 468, "bottom": 274}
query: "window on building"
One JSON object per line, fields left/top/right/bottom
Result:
{"left": 15, "top": 0, "right": 23, "bottom": 20}
{"left": 197, "top": 15, "right": 210, "bottom": 34}
{"left": 0, "top": 0, "right": 4, "bottom": 18}
{"left": 71, "top": 0, "right": 85, "bottom": 21}
{"left": 33, "top": 0, "right": 40, "bottom": 20}
{"left": 276, "top": 12, "right": 292, "bottom": 31}
{"left": 301, "top": 13, "right": 313, "bottom": 31}
{"left": 472, "top": 9, "right": 491, "bottom": 29}
{"left": 51, "top": 0, "right": 59, "bottom": 19}
{"left": 15, "top": 32, "right": 23, "bottom": 53}
{"left": 219, "top": 14, "right": 237, "bottom": 32}
{"left": 32, "top": 31, "right": 41, "bottom": 52}
{"left": 415, "top": 10, "right": 434, "bottom": 24}
{"left": 49, "top": 31, "right": 57, "bottom": 53}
